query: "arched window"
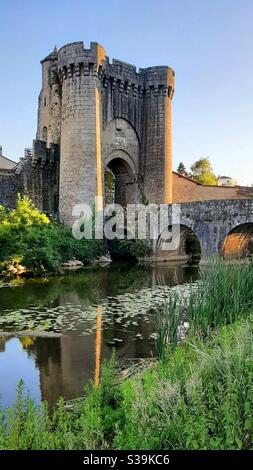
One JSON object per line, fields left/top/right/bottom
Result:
{"left": 42, "top": 126, "right": 48, "bottom": 143}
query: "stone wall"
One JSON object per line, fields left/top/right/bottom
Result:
{"left": 0, "top": 170, "right": 22, "bottom": 207}
{"left": 154, "top": 199, "right": 253, "bottom": 258}
{"left": 0, "top": 146, "right": 59, "bottom": 215}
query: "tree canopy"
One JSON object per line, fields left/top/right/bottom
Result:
{"left": 190, "top": 157, "right": 217, "bottom": 186}
{"left": 177, "top": 162, "right": 188, "bottom": 176}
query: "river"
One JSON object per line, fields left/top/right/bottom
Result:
{"left": 0, "top": 263, "right": 199, "bottom": 409}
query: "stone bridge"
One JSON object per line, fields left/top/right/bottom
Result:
{"left": 154, "top": 199, "right": 253, "bottom": 260}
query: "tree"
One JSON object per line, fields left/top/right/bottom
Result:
{"left": 0, "top": 194, "right": 49, "bottom": 228}
{"left": 177, "top": 162, "right": 188, "bottom": 176}
{"left": 190, "top": 157, "right": 217, "bottom": 186}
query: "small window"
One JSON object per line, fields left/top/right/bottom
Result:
{"left": 44, "top": 97, "right": 47, "bottom": 107}
{"left": 42, "top": 126, "right": 48, "bottom": 143}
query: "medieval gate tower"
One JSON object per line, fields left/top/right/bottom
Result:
{"left": 36, "top": 41, "right": 175, "bottom": 225}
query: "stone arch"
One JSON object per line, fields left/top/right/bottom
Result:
{"left": 104, "top": 150, "right": 138, "bottom": 206}
{"left": 221, "top": 223, "right": 253, "bottom": 259}
{"left": 102, "top": 117, "right": 140, "bottom": 171}
{"left": 155, "top": 224, "right": 201, "bottom": 262}
{"left": 102, "top": 117, "right": 140, "bottom": 206}
{"left": 104, "top": 116, "right": 141, "bottom": 146}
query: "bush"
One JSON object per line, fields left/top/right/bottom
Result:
{"left": 108, "top": 238, "right": 151, "bottom": 261}
{"left": 0, "top": 196, "right": 106, "bottom": 273}
{"left": 0, "top": 194, "right": 49, "bottom": 227}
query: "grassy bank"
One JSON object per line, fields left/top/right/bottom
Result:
{"left": 0, "top": 316, "right": 253, "bottom": 450}
{"left": 1, "top": 261, "right": 253, "bottom": 450}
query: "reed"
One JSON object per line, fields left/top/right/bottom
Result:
{"left": 155, "top": 294, "right": 184, "bottom": 360}
{"left": 188, "top": 260, "right": 253, "bottom": 336}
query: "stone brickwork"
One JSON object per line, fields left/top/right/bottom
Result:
{"left": 154, "top": 199, "right": 253, "bottom": 258}
{"left": 0, "top": 170, "right": 22, "bottom": 207}
{"left": 36, "top": 41, "right": 175, "bottom": 224}
{"left": 0, "top": 145, "right": 59, "bottom": 214}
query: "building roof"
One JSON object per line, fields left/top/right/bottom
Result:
{"left": 0, "top": 154, "right": 17, "bottom": 170}
{"left": 173, "top": 171, "right": 202, "bottom": 185}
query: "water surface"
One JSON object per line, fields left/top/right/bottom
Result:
{"left": 0, "top": 264, "right": 198, "bottom": 408}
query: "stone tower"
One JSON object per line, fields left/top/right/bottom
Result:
{"left": 36, "top": 41, "right": 175, "bottom": 225}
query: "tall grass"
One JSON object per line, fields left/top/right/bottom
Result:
{"left": 189, "top": 260, "right": 253, "bottom": 336}
{"left": 156, "top": 260, "right": 253, "bottom": 360}
{"left": 155, "top": 294, "right": 184, "bottom": 359}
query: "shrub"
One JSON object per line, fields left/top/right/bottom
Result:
{"left": 108, "top": 238, "right": 151, "bottom": 261}
{"left": 0, "top": 196, "right": 106, "bottom": 273}
{"left": 0, "top": 194, "right": 49, "bottom": 228}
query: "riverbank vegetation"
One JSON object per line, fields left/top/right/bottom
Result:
{"left": 0, "top": 261, "right": 253, "bottom": 450}
{"left": 0, "top": 196, "right": 106, "bottom": 275}
{"left": 0, "top": 196, "right": 151, "bottom": 276}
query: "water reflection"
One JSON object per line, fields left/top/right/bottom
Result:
{"left": 0, "top": 264, "right": 199, "bottom": 408}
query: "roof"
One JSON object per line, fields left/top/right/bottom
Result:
{"left": 172, "top": 171, "right": 239, "bottom": 189}
{"left": 0, "top": 154, "right": 17, "bottom": 170}
{"left": 173, "top": 171, "right": 202, "bottom": 185}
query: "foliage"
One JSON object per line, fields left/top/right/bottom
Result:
{"left": 140, "top": 194, "right": 149, "bottom": 206}
{"left": 155, "top": 260, "right": 253, "bottom": 359}
{"left": 188, "top": 260, "right": 253, "bottom": 337}
{"left": 104, "top": 169, "right": 115, "bottom": 203}
{"left": 0, "top": 194, "right": 49, "bottom": 228}
{"left": 155, "top": 294, "right": 183, "bottom": 359}
{"left": 176, "top": 162, "right": 188, "bottom": 176}
{"left": 0, "top": 196, "right": 106, "bottom": 273}
{"left": 190, "top": 157, "right": 217, "bottom": 185}
{"left": 108, "top": 238, "right": 151, "bottom": 261}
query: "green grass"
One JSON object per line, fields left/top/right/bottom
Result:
{"left": 155, "top": 260, "right": 253, "bottom": 361}
{"left": 188, "top": 260, "right": 253, "bottom": 336}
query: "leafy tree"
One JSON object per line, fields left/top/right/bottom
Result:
{"left": 190, "top": 157, "right": 217, "bottom": 186}
{"left": 0, "top": 194, "right": 49, "bottom": 228}
{"left": 177, "top": 162, "right": 188, "bottom": 176}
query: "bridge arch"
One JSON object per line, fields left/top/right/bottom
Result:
{"left": 155, "top": 223, "right": 201, "bottom": 262}
{"left": 221, "top": 223, "right": 253, "bottom": 259}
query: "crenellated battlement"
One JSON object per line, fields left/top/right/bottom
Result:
{"left": 54, "top": 40, "right": 175, "bottom": 99}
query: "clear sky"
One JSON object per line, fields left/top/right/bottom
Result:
{"left": 0, "top": 0, "right": 252, "bottom": 184}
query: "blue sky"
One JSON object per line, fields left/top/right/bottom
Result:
{"left": 0, "top": 0, "right": 252, "bottom": 184}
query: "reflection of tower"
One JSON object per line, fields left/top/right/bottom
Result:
{"left": 94, "top": 307, "right": 102, "bottom": 387}
{"left": 59, "top": 332, "right": 97, "bottom": 399}
{"left": 30, "top": 338, "right": 64, "bottom": 407}
{"left": 0, "top": 337, "right": 6, "bottom": 352}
